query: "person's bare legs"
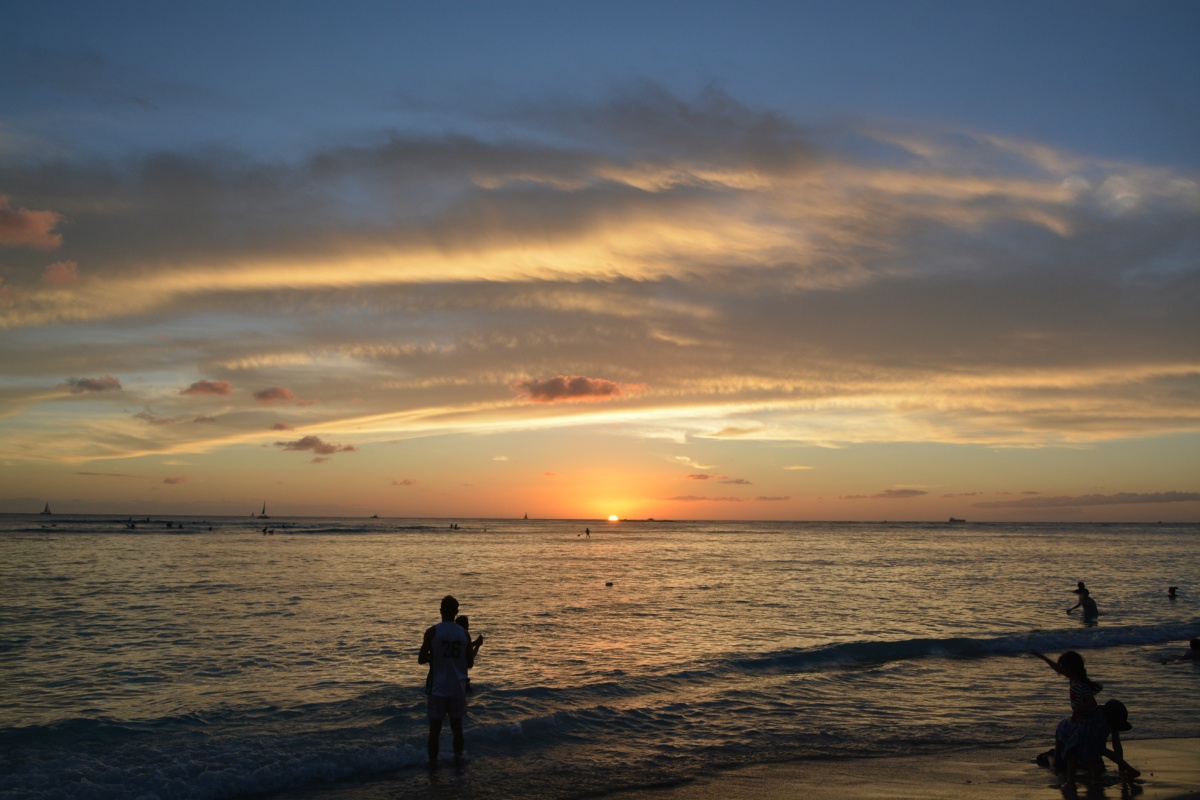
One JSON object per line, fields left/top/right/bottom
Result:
{"left": 1062, "top": 755, "right": 1078, "bottom": 795}
{"left": 427, "top": 718, "right": 442, "bottom": 767}
{"left": 450, "top": 717, "right": 465, "bottom": 762}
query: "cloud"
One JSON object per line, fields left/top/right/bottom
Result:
{"left": 135, "top": 409, "right": 184, "bottom": 425}
{"left": 543, "top": 471, "right": 556, "bottom": 477}
{"left": 874, "top": 489, "right": 928, "bottom": 499}
{"left": 755, "top": 496, "right": 790, "bottom": 501}
{"left": 492, "top": 455, "right": 510, "bottom": 461}
{"left": 60, "top": 375, "right": 121, "bottom": 393}
{"left": 515, "top": 375, "right": 638, "bottom": 404}
{"left": 684, "top": 473, "right": 748, "bottom": 484}
{"left": 254, "top": 386, "right": 296, "bottom": 404}
{"left": 392, "top": 478, "right": 417, "bottom": 486}
{"left": 972, "top": 491, "right": 1200, "bottom": 510}
{"left": 842, "top": 489, "right": 929, "bottom": 500}
{"left": 783, "top": 465, "right": 813, "bottom": 471}
{"left": 271, "top": 421, "right": 295, "bottom": 430}
{"left": 310, "top": 456, "right": 331, "bottom": 464}
{"left": 0, "top": 85, "right": 1196, "bottom": 468}
{"left": 665, "top": 495, "right": 745, "bottom": 502}
{"left": 42, "top": 260, "right": 78, "bottom": 286}
{"left": 163, "top": 476, "right": 187, "bottom": 484}
{"left": 181, "top": 379, "right": 233, "bottom": 396}
{"left": 193, "top": 415, "right": 218, "bottom": 423}
{"left": 0, "top": 196, "right": 62, "bottom": 248}
{"left": 709, "top": 426, "right": 763, "bottom": 438}
{"left": 274, "top": 435, "right": 356, "bottom": 456}
{"left": 672, "top": 456, "right": 715, "bottom": 470}
{"left": 75, "top": 471, "right": 142, "bottom": 479}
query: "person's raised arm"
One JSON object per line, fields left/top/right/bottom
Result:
{"left": 1031, "top": 651, "right": 1063, "bottom": 674}
{"left": 418, "top": 626, "right": 434, "bottom": 665}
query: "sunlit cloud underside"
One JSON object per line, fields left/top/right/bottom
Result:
{"left": 1, "top": 90, "right": 1198, "bottom": 503}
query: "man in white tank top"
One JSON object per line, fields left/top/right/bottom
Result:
{"left": 418, "top": 594, "right": 474, "bottom": 766}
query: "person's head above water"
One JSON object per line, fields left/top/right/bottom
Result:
{"left": 440, "top": 595, "right": 459, "bottom": 620}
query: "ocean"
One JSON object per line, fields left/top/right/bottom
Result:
{"left": 1, "top": 516, "right": 1197, "bottom": 799}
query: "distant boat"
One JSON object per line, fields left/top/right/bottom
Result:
{"left": 948, "top": 517, "right": 966, "bottom": 524}
{"left": 258, "top": 503, "right": 270, "bottom": 520}
{"left": 40, "top": 503, "right": 51, "bottom": 515}
{"left": 371, "top": 514, "right": 379, "bottom": 519}
{"left": 523, "top": 513, "right": 528, "bottom": 519}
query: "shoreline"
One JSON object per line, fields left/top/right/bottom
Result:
{"left": 601, "top": 737, "right": 1200, "bottom": 800}
{"left": 282, "top": 737, "right": 1200, "bottom": 800}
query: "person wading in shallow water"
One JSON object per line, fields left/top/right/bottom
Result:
{"left": 418, "top": 595, "right": 475, "bottom": 767}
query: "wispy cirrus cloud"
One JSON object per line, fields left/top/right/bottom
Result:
{"left": 665, "top": 495, "right": 744, "bottom": 502}
{"left": 841, "top": 489, "right": 929, "bottom": 500}
{"left": 685, "top": 474, "right": 750, "bottom": 484}
{"left": 0, "top": 85, "right": 1195, "bottom": 476}
{"left": 973, "top": 491, "right": 1200, "bottom": 510}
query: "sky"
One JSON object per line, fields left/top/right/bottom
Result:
{"left": 1, "top": 1, "right": 1198, "bottom": 521}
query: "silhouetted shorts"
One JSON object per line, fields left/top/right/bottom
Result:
{"left": 427, "top": 694, "right": 467, "bottom": 721}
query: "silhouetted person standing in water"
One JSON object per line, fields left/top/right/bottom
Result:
{"left": 418, "top": 595, "right": 474, "bottom": 767}
{"left": 1068, "top": 586, "right": 1099, "bottom": 620}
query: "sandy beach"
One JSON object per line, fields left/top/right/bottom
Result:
{"left": 603, "top": 737, "right": 1200, "bottom": 800}
{"left": 278, "top": 737, "right": 1200, "bottom": 800}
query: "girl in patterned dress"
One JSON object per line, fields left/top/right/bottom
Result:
{"left": 1032, "top": 650, "right": 1109, "bottom": 790}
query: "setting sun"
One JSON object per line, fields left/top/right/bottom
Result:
{"left": 608, "top": 515, "right": 619, "bottom": 522}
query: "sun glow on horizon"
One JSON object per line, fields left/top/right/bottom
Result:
{"left": 608, "top": 515, "right": 619, "bottom": 522}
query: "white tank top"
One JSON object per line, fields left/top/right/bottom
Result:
{"left": 428, "top": 620, "right": 471, "bottom": 698}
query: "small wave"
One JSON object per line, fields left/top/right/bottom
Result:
{"left": 0, "top": 712, "right": 427, "bottom": 800}
{"left": 725, "top": 621, "right": 1200, "bottom": 674}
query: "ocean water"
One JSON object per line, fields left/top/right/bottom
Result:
{"left": 1, "top": 516, "right": 1197, "bottom": 800}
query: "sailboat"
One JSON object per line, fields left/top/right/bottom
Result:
{"left": 40, "top": 502, "right": 52, "bottom": 515}
{"left": 258, "top": 502, "right": 270, "bottom": 520}
{"left": 523, "top": 512, "right": 528, "bottom": 520}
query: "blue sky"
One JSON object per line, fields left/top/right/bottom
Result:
{"left": 1, "top": 1, "right": 1198, "bottom": 519}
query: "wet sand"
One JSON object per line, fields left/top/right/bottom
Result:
{"left": 604, "top": 737, "right": 1200, "bottom": 800}
{"left": 281, "top": 737, "right": 1199, "bottom": 800}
